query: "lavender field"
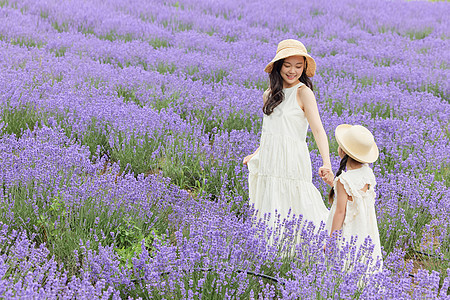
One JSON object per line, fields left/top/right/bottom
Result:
{"left": 0, "top": 0, "right": 449, "bottom": 298}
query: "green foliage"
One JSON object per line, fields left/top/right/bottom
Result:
{"left": 116, "top": 86, "right": 143, "bottom": 107}
{"left": 378, "top": 201, "right": 433, "bottom": 255}
{"left": 357, "top": 76, "right": 374, "bottom": 87}
{"left": 361, "top": 102, "right": 395, "bottom": 119}
{"left": 1, "top": 105, "right": 43, "bottom": 137}
{"left": 110, "top": 132, "right": 164, "bottom": 176}
{"left": 224, "top": 35, "right": 237, "bottom": 42}
{"left": 160, "top": 141, "right": 209, "bottom": 194}
{"left": 81, "top": 118, "right": 112, "bottom": 158}
{"left": 50, "top": 46, "right": 68, "bottom": 57}
{"left": 378, "top": 25, "right": 398, "bottom": 35}
{"left": 149, "top": 38, "right": 170, "bottom": 49}
{"left": 374, "top": 57, "right": 392, "bottom": 67}
{"left": 78, "top": 25, "right": 95, "bottom": 35}
{"left": 243, "top": 78, "right": 268, "bottom": 91}
{"left": 171, "top": 1, "right": 180, "bottom": 8}
{"left": 331, "top": 101, "right": 345, "bottom": 117}
{"left": 99, "top": 30, "right": 133, "bottom": 42}
{"left": 432, "top": 163, "right": 450, "bottom": 187}
{"left": 174, "top": 21, "right": 193, "bottom": 32}
{"left": 9, "top": 37, "right": 44, "bottom": 48}
{"left": 40, "top": 10, "right": 48, "bottom": 19}
{"left": 115, "top": 229, "right": 163, "bottom": 268}
{"left": 0, "top": 0, "right": 9, "bottom": 8}
{"left": 204, "top": 69, "right": 228, "bottom": 83}
{"left": 139, "top": 12, "right": 155, "bottom": 23}
{"left": 52, "top": 21, "right": 69, "bottom": 33}
{"left": 151, "top": 90, "right": 182, "bottom": 111}
{"left": 421, "top": 83, "right": 448, "bottom": 102}
{"left": 185, "top": 65, "right": 199, "bottom": 76}
{"left": 310, "top": 8, "right": 325, "bottom": 17}
{"left": 221, "top": 110, "right": 262, "bottom": 134}
{"left": 405, "top": 27, "right": 433, "bottom": 40}
{"left": 156, "top": 62, "right": 177, "bottom": 74}
{"left": 442, "top": 229, "right": 450, "bottom": 260}
{"left": 1, "top": 176, "right": 165, "bottom": 276}
{"left": 87, "top": 76, "right": 104, "bottom": 89}
{"left": 277, "top": 25, "right": 289, "bottom": 33}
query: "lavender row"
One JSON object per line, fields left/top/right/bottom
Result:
{"left": 2, "top": 40, "right": 448, "bottom": 169}
{"left": 1, "top": 59, "right": 445, "bottom": 294}
{"left": 0, "top": 125, "right": 446, "bottom": 297}
{"left": 0, "top": 1, "right": 448, "bottom": 99}
{"left": 1, "top": 24, "right": 449, "bottom": 260}
{"left": 1, "top": 1, "right": 448, "bottom": 216}
{"left": 0, "top": 0, "right": 449, "bottom": 296}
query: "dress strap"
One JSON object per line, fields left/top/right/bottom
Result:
{"left": 294, "top": 82, "right": 304, "bottom": 89}
{"left": 283, "top": 82, "right": 303, "bottom": 91}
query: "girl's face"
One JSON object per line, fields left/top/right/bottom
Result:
{"left": 280, "top": 56, "right": 305, "bottom": 88}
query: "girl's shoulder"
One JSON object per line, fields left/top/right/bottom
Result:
{"left": 334, "top": 164, "right": 376, "bottom": 193}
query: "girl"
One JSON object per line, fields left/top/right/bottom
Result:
{"left": 243, "top": 39, "right": 331, "bottom": 232}
{"left": 325, "top": 124, "right": 382, "bottom": 270}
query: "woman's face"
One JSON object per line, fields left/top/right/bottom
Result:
{"left": 280, "top": 56, "right": 305, "bottom": 88}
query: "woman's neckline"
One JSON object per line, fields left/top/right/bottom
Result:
{"left": 282, "top": 82, "right": 302, "bottom": 90}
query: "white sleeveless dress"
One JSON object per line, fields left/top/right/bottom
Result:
{"left": 325, "top": 164, "right": 383, "bottom": 270}
{"left": 247, "top": 82, "right": 329, "bottom": 231}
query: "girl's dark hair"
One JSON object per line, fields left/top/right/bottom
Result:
{"left": 263, "top": 57, "right": 314, "bottom": 116}
{"left": 328, "top": 154, "right": 349, "bottom": 204}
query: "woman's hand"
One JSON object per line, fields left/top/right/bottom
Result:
{"left": 242, "top": 154, "right": 254, "bottom": 166}
{"left": 243, "top": 147, "right": 260, "bottom": 166}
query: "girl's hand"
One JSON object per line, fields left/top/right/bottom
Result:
{"left": 242, "top": 154, "right": 254, "bottom": 166}
{"left": 319, "top": 166, "right": 334, "bottom": 186}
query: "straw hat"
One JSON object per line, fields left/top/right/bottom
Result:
{"left": 264, "top": 39, "right": 316, "bottom": 77}
{"left": 335, "top": 124, "right": 379, "bottom": 163}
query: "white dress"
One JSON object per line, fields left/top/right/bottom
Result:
{"left": 247, "top": 82, "right": 329, "bottom": 232}
{"left": 325, "top": 164, "right": 383, "bottom": 270}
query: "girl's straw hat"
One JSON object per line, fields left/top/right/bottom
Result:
{"left": 264, "top": 39, "right": 316, "bottom": 77}
{"left": 335, "top": 124, "right": 379, "bottom": 163}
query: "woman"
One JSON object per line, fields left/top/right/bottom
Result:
{"left": 243, "top": 39, "right": 332, "bottom": 233}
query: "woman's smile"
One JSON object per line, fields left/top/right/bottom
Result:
{"left": 280, "top": 55, "right": 305, "bottom": 88}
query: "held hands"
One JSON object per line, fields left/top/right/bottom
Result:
{"left": 319, "top": 166, "right": 334, "bottom": 187}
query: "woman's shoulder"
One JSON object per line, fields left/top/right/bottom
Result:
{"left": 296, "top": 84, "right": 312, "bottom": 96}
{"left": 296, "top": 84, "right": 315, "bottom": 107}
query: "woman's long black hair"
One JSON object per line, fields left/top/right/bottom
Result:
{"left": 263, "top": 57, "right": 314, "bottom": 116}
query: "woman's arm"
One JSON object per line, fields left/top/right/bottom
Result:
{"left": 298, "top": 87, "right": 332, "bottom": 171}
{"left": 329, "top": 179, "right": 348, "bottom": 236}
